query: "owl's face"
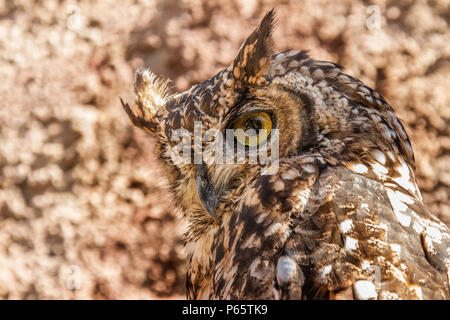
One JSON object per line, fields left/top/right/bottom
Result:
{"left": 122, "top": 10, "right": 417, "bottom": 238}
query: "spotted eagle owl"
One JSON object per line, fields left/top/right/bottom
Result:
{"left": 121, "top": 10, "right": 450, "bottom": 299}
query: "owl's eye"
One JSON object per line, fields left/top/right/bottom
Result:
{"left": 233, "top": 112, "right": 272, "bottom": 147}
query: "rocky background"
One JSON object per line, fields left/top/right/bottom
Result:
{"left": 0, "top": 0, "right": 448, "bottom": 299}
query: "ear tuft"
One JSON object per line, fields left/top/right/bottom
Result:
{"left": 121, "top": 68, "right": 172, "bottom": 135}
{"left": 134, "top": 68, "right": 172, "bottom": 115}
{"left": 232, "top": 9, "right": 276, "bottom": 83}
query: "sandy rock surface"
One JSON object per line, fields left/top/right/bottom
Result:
{"left": 0, "top": 0, "right": 448, "bottom": 299}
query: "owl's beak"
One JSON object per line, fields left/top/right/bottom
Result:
{"left": 195, "top": 164, "right": 220, "bottom": 222}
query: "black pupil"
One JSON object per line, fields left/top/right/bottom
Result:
{"left": 245, "top": 118, "right": 263, "bottom": 135}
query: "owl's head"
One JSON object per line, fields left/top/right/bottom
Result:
{"left": 122, "top": 10, "right": 417, "bottom": 233}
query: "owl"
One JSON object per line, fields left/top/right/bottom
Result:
{"left": 121, "top": 10, "right": 450, "bottom": 299}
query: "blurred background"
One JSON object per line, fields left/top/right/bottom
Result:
{"left": 0, "top": 0, "right": 449, "bottom": 299}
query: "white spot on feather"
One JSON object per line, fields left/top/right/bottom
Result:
{"left": 412, "top": 221, "right": 425, "bottom": 233}
{"left": 410, "top": 285, "right": 423, "bottom": 300}
{"left": 292, "top": 188, "right": 311, "bottom": 213}
{"left": 387, "top": 189, "right": 411, "bottom": 227}
{"left": 394, "top": 191, "right": 415, "bottom": 205}
{"left": 315, "top": 61, "right": 336, "bottom": 67}
{"left": 398, "top": 160, "right": 410, "bottom": 177}
{"left": 392, "top": 160, "right": 417, "bottom": 194}
{"left": 389, "top": 243, "right": 401, "bottom": 256}
{"left": 388, "top": 129, "right": 397, "bottom": 140}
{"left": 386, "top": 151, "right": 395, "bottom": 161}
{"left": 302, "top": 164, "right": 315, "bottom": 173}
{"left": 379, "top": 291, "right": 399, "bottom": 300}
{"left": 345, "top": 236, "right": 359, "bottom": 251}
{"left": 371, "top": 113, "right": 382, "bottom": 122}
{"left": 391, "top": 265, "right": 408, "bottom": 284}
{"left": 361, "top": 260, "right": 371, "bottom": 271}
{"left": 273, "top": 287, "right": 280, "bottom": 300}
{"left": 371, "top": 161, "right": 389, "bottom": 175}
{"left": 360, "top": 86, "right": 371, "bottom": 95}
{"left": 317, "top": 265, "right": 332, "bottom": 284}
{"left": 354, "top": 280, "right": 377, "bottom": 300}
{"left": 372, "top": 150, "right": 386, "bottom": 164}
{"left": 349, "top": 163, "right": 368, "bottom": 174}
{"left": 340, "top": 219, "right": 353, "bottom": 234}
{"left": 425, "top": 226, "right": 443, "bottom": 244}
{"left": 276, "top": 256, "right": 296, "bottom": 284}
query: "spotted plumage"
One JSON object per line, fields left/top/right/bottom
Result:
{"left": 121, "top": 10, "right": 450, "bottom": 300}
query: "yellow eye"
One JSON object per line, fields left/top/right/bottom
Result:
{"left": 233, "top": 112, "right": 272, "bottom": 146}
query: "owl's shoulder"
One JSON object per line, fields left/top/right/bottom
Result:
{"left": 285, "top": 165, "right": 450, "bottom": 299}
